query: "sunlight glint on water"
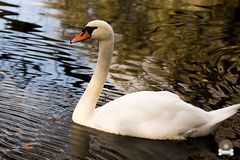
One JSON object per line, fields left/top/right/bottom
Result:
{"left": 0, "top": 0, "right": 240, "bottom": 159}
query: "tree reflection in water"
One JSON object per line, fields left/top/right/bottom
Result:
{"left": 0, "top": 0, "right": 238, "bottom": 159}
{"left": 46, "top": 0, "right": 240, "bottom": 158}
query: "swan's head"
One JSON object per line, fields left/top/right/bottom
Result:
{"left": 70, "top": 20, "right": 114, "bottom": 43}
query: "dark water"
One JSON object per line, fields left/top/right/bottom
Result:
{"left": 0, "top": 0, "right": 240, "bottom": 159}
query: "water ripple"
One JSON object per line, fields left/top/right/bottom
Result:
{"left": 1, "top": 0, "right": 240, "bottom": 159}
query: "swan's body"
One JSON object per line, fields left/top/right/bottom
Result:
{"left": 71, "top": 20, "right": 240, "bottom": 140}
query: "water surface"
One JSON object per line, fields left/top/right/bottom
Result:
{"left": 0, "top": 0, "right": 240, "bottom": 159}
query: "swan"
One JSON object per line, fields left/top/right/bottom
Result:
{"left": 70, "top": 20, "right": 240, "bottom": 140}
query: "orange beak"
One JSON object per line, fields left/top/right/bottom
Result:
{"left": 70, "top": 31, "right": 91, "bottom": 44}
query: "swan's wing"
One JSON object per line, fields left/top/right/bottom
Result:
{"left": 91, "top": 91, "right": 209, "bottom": 139}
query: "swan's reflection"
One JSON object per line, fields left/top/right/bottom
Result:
{"left": 71, "top": 123, "right": 217, "bottom": 160}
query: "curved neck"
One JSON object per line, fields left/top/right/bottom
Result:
{"left": 72, "top": 38, "right": 114, "bottom": 122}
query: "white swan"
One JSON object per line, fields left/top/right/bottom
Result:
{"left": 70, "top": 20, "right": 240, "bottom": 140}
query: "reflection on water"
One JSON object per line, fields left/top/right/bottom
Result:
{"left": 47, "top": 0, "right": 240, "bottom": 106}
{"left": 71, "top": 125, "right": 217, "bottom": 160}
{"left": 0, "top": 0, "right": 240, "bottom": 159}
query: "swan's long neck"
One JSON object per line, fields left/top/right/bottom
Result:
{"left": 72, "top": 38, "right": 114, "bottom": 122}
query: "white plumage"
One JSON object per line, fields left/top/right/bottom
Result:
{"left": 71, "top": 20, "right": 240, "bottom": 140}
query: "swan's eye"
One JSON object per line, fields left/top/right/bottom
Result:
{"left": 82, "top": 26, "right": 98, "bottom": 35}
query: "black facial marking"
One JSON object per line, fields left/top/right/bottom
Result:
{"left": 82, "top": 26, "right": 98, "bottom": 35}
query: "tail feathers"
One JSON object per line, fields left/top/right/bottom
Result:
{"left": 209, "top": 104, "right": 240, "bottom": 125}
{"left": 189, "top": 104, "right": 239, "bottom": 137}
